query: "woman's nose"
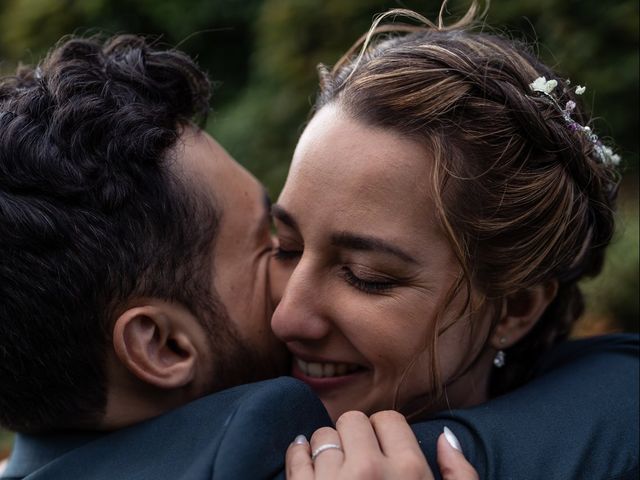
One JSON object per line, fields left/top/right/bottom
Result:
{"left": 270, "top": 258, "right": 331, "bottom": 343}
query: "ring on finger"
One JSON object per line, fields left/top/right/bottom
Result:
{"left": 311, "top": 443, "right": 343, "bottom": 461}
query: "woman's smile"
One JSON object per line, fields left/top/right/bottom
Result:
{"left": 291, "top": 356, "right": 369, "bottom": 393}
{"left": 294, "top": 358, "right": 364, "bottom": 378}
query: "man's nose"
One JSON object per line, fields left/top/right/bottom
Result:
{"left": 270, "top": 257, "right": 331, "bottom": 343}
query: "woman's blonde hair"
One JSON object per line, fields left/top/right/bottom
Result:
{"left": 314, "top": 2, "right": 620, "bottom": 405}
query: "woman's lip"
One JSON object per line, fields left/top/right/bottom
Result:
{"left": 286, "top": 348, "right": 367, "bottom": 367}
{"left": 291, "top": 358, "right": 368, "bottom": 393}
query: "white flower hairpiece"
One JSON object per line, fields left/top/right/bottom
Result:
{"left": 528, "top": 76, "right": 621, "bottom": 166}
{"left": 530, "top": 76, "right": 558, "bottom": 95}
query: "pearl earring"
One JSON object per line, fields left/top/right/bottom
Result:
{"left": 493, "top": 350, "right": 506, "bottom": 368}
{"left": 493, "top": 337, "right": 507, "bottom": 368}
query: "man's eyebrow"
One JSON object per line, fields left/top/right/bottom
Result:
{"left": 271, "top": 203, "right": 298, "bottom": 230}
{"left": 253, "top": 189, "right": 272, "bottom": 240}
{"left": 331, "top": 232, "right": 418, "bottom": 264}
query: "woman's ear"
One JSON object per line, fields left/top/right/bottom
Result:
{"left": 112, "top": 302, "right": 201, "bottom": 389}
{"left": 491, "top": 280, "right": 559, "bottom": 349}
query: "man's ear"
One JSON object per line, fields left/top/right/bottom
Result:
{"left": 491, "top": 280, "right": 559, "bottom": 349}
{"left": 112, "top": 302, "right": 202, "bottom": 389}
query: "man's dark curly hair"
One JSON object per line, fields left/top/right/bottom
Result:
{"left": 0, "top": 35, "right": 223, "bottom": 432}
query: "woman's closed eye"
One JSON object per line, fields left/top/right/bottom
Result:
{"left": 340, "top": 266, "right": 398, "bottom": 294}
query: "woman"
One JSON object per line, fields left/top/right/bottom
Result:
{"left": 273, "top": 3, "right": 623, "bottom": 478}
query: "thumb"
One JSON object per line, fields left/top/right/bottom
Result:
{"left": 436, "top": 427, "right": 479, "bottom": 480}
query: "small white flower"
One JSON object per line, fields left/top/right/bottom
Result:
{"left": 598, "top": 146, "right": 621, "bottom": 166}
{"left": 530, "top": 77, "right": 549, "bottom": 93}
{"left": 575, "top": 85, "right": 586, "bottom": 95}
{"left": 530, "top": 77, "right": 559, "bottom": 94}
{"left": 544, "top": 79, "right": 558, "bottom": 93}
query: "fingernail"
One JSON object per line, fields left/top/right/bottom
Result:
{"left": 293, "top": 434, "right": 308, "bottom": 445}
{"left": 443, "top": 426, "right": 462, "bottom": 453}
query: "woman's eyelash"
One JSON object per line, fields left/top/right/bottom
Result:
{"left": 272, "top": 247, "right": 301, "bottom": 261}
{"left": 341, "top": 267, "right": 396, "bottom": 294}
{"left": 273, "top": 248, "right": 397, "bottom": 294}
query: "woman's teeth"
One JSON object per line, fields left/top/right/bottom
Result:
{"left": 296, "top": 358, "right": 361, "bottom": 378}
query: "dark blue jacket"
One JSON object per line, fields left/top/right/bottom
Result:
{"left": 2, "top": 334, "right": 638, "bottom": 479}
{"left": 2, "top": 378, "right": 331, "bottom": 479}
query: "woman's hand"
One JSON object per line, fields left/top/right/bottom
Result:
{"left": 286, "top": 410, "right": 478, "bottom": 480}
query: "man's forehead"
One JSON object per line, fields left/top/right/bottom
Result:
{"left": 173, "top": 128, "right": 272, "bottom": 232}
{"left": 175, "top": 130, "right": 240, "bottom": 195}
{"left": 176, "top": 128, "right": 225, "bottom": 170}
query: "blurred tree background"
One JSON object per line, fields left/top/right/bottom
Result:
{"left": 0, "top": 0, "right": 638, "bottom": 457}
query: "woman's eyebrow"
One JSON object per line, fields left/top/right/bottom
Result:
{"left": 271, "top": 203, "right": 299, "bottom": 230}
{"left": 331, "top": 232, "right": 418, "bottom": 264}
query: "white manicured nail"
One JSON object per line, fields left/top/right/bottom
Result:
{"left": 443, "top": 426, "right": 462, "bottom": 452}
{"left": 293, "top": 434, "right": 308, "bottom": 445}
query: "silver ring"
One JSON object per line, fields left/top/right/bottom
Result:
{"left": 311, "top": 443, "right": 343, "bottom": 461}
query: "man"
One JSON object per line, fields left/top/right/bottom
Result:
{"left": 0, "top": 34, "right": 332, "bottom": 479}
{"left": 0, "top": 35, "right": 637, "bottom": 480}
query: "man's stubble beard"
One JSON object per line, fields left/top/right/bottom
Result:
{"left": 198, "top": 295, "right": 288, "bottom": 394}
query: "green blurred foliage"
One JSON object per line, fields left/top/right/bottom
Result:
{"left": 0, "top": 428, "right": 11, "bottom": 458}
{"left": 581, "top": 192, "right": 639, "bottom": 333}
{"left": 0, "top": 0, "right": 264, "bottom": 105}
